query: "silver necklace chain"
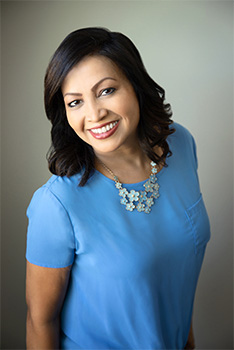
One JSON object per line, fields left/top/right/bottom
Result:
{"left": 98, "top": 159, "right": 160, "bottom": 213}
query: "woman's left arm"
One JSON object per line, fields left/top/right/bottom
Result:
{"left": 184, "top": 320, "right": 195, "bottom": 349}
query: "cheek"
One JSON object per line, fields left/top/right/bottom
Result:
{"left": 124, "top": 100, "right": 140, "bottom": 125}
{"left": 122, "top": 91, "right": 139, "bottom": 115}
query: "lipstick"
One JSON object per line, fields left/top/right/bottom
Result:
{"left": 89, "top": 120, "right": 119, "bottom": 140}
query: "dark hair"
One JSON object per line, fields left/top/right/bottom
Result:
{"left": 44, "top": 27, "right": 175, "bottom": 186}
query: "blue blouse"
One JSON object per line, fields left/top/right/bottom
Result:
{"left": 26, "top": 122, "right": 210, "bottom": 349}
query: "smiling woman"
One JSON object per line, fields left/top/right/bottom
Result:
{"left": 25, "top": 27, "right": 210, "bottom": 349}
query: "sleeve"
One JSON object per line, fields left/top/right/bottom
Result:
{"left": 26, "top": 186, "right": 76, "bottom": 268}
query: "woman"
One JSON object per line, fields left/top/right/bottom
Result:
{"left": 26, "top": 27, "right": 210, "bottom": 349}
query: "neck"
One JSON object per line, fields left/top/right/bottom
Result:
{"left": 94, "top": 146, "right": 151, "bottom": 184}
{"left": 95, "top": 141, "right": 147, "bottom": 165}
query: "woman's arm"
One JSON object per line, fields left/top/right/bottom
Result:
{"left": 184, "top": 320, "right": 195, "bottom": 349}
{"left": 26, "top": 261, "right": 71, "bottom": 349}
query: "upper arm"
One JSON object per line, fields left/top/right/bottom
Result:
{"left": 26, "top": 261, "right": 71, "bottom": 323}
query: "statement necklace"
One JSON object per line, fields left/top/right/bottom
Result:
{"left": 98, "top": 160, "right": 160, "bottom": 213}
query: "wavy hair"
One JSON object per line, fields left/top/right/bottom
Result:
{"left": 44, "top": 27, "right": 175, "bottom": 186}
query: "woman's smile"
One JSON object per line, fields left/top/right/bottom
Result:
{"left": 89, "top": 120, "right": 119, "bottom": 139}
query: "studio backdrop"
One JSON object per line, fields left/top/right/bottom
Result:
{"left": 1, "top": 1, "right": 233, "bottom": 349}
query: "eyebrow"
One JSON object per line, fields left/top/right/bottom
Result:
{"left": 63, "top": 77, "right": 117, "bottom": 98}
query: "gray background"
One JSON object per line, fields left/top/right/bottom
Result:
{"left": 1, "top": 1, "right": 233, "bottom": 349}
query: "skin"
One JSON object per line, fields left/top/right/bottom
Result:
{"left": 26, "top": 55, "right": 195, "bottom": 349}
{"left": 26, "top": 262, "right": 71, "bottom": 349}
{"left": 185, "top": 322, "right": 195, "bottom": 349}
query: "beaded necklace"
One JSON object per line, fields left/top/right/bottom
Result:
{"left": 98, "top": 160, "right": 160, "bottom": 213}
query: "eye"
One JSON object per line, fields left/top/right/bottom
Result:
{"left": 67, "top": 99, "right": 82, "bottom": 108}
{"left": 100, "top": 88, "right": 116, "bottom": 97}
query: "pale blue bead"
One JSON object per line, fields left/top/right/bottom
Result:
{"left": 115, "top": 182, "right": 122, "bottom": 189}
{"left": 144, "top": 206, "right": 151, "bottom": 213}
{"left": 120, "top": 198, "right": 128, "bottom": 205}
{"left": 119, "top": 188, "right": 128, "bottom": 197}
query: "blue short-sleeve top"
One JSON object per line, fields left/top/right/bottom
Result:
{"left": 26, "top": 122, "right": 210, "bottom": 349}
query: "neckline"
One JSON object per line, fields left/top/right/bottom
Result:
{"left": 94, "top": 164, "right": 166, "bottom": 187}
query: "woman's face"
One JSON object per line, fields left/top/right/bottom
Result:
{"left": 62, "top": 55, "right": 140, "bottom": 157}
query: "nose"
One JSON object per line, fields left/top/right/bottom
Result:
{"left": 85, "top": 98, "right": 107, "bottom": 122}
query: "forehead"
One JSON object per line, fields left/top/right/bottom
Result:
{"left": 62, "top": 55, "right": 126, "bottom": 92}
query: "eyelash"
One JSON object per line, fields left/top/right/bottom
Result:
{"left": 67, "top": 88, "right": 116, "bottom": 108}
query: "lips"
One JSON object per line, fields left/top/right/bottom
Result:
{"left": 89, "top": 120, "right": 119, "bottom": 139}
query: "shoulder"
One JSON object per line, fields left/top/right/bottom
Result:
{"left": 168, "top": 121, "right": 196, "bottom": 150}
{"left": 44, "top": 173, "right": 82, "bottom": 193}
{"left": 27, "top": 173, "right": 82, "bottom": 215}
{"left": 169, "top": 121, "right": 195, "bottom": 142}
{"left": 168, "top": 121, "right": 198, "bottom": 169}
{"left": 35, "top": 173, "right": 82, "bottom": 196}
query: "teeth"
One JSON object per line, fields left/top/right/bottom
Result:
{"left": 91, "top": 121, "right": 118, "bottom": 134}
